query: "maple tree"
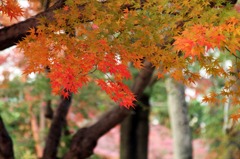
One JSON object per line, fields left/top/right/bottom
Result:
{"left": 16, "top": 0, "right": 240, "bottom": 110}
{"left": 1, "top": 0, "right": 240, "bottom": 158}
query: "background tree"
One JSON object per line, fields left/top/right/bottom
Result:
{"left": 166, "top": 78, "right": 192, "bottom": 159}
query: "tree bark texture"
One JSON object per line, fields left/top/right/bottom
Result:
{"left": 63, "top": 61, "right": 154, "bottom": 159}
{"left": 0, "top": 116, "right": 14, "bottom": 159}
{"left": 166, "top": 78, "right": 192, "bottom": 159}
{"left": 43, "top": 93, "right": 72, "bottom": 159}
{"left": 225, "top": 129, "right": 240, "bottom": 159}
{"left": 120, "top": 94, "right": 150, "bottom": 159}
{"left": 0, "top": 0, "right": 65, "bottom": 51}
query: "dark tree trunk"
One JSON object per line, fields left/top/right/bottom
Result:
{"left": 0, "top": 116, "right": 14, "bottom": 159}
{"left": 45, "top": 100, "right": 53, "bottom": 119}
{"left": 134, "top": 94, "right": 150, "bottom": 159}
{"left": 120, "top": 111, "right": 137, "bottom": 159}
{"left": 63, "top": 61, "right": 154, "bottom": 159}
{"left": 120, "top": 94, "right": 150, "bottom": 159}
{"left": 43, "top": 93, "right": 72, "bottom": 159}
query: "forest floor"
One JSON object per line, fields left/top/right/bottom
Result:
{"left": 94, "top": 124, "right": 208, "bottom": 159}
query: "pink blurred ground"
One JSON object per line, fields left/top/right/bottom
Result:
{"left": 94, "top": 125, "right": 208, "bottom": 159}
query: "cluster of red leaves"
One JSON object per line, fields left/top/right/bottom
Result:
{"left": 0, "top": 0, "right": 23, "bottom": 20}
{"left": 48, "top": 63, "right": 89, "bottom": 98}
{"left": 18, "top": 28, "right": 137, "bottom": 108}
{"left": 97, "top": 53, "right": 131, "bottom": 81}
{"left": 97, "top": 80, "right": 135, "bottom": 109}
{"left": 174, "top": 17, "right": 240, "bottom": 59}
{"left": 173, "top": 25, "right": 225, "bottom": 58}
{"left": 17, "top": 0, "right": 240, "bottom": 111}
{"left": 47, "top": 43, "right": 134, "bottom": 107}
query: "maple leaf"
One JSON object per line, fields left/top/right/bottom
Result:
{"left": 61, "top": 90, "right": 70, "bottom": 99}
{"left": 230, "top": 110, "right": 240, "bottom": 125}
{"left": 173, "top": 24, "right": 227, "bottom": 58}
{"left": 202, "top": 91, "right": 218, "bottom": 104}
{"left": 157, "top": 72, "right": 164, "bottom": 79}
{"left": 96, "top": 80, "right": 135, "bottom": 108}
{"left": 0, "top": 0, "right": 23, "bottom": 20}
{"left": 173, "top": 37, "right": 200, "bottom": 58}
{"left": 63, "top": 5, "right": 69, "bottom": 11}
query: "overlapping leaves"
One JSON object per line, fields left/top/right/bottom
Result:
{"left": 17, "top": 0, "right": 240, "bottom": 110}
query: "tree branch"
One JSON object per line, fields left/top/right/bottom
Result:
{"left": 43, "top": 93, "right": 72, "bottom": 159}
{"left": 0, "top": 0, "right": 65, "bottom": 51}
{"left": 63, "top": 61, "right": 154, "bottom": 159}
{"left": 0, "top": 116, "right": 14, "bottom": 159}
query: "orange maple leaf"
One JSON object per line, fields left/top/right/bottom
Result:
{"left": 0, "top": 0, "right": 23, "bottom": 20}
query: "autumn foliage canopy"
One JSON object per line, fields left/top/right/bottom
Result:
{"left": 1, "top": 0, "right": 240, "bottom": 112}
